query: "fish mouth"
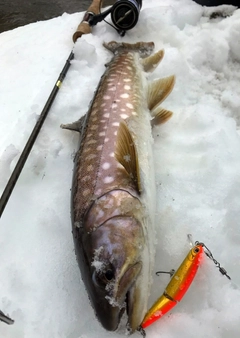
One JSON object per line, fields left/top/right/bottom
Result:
{"left": 92, "top": 262, "right": 142, "bottom": 332}
{"left": 125, "top": 285, "right": 142, "bottom": 333}
{"left": 115, "top": 262, "right": 143, "bottom": 331}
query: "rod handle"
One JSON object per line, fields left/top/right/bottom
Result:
{"left": 73, "top": 0, "right": 103, "bottom": 43}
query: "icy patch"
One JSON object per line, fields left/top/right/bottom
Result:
{"left": 123, "top": 154, "right": 131, "bottom": 163}
{"left": 91, "top": 247, "right": 104, "bottom": 272}
{"left": 105, "top": 295, "right": 121, "bottom": 308}
{"left": 105, "top": 280, "right": 115, "bottom": 293}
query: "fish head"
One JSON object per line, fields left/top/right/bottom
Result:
{"left": 83, "top": 216, "right": 145, "bottom": 331}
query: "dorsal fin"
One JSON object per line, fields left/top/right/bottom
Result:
{"left": 151, "top": 107, "right": 173, "bottom": 127}
{"left": 60, "top": 115, "right": 85, "bottom": 133}
{"left": 115, "top": 121, "right": 141, "bottom": 193}
{"left": 141, "top": 49, "right": 165, "bottom": 72}
{"left": 148, "top": 75, "right": 175, "bottom": 111}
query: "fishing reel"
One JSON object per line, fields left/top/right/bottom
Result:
{"left": 89, "top": 0, "right": 142, "bottom": 36}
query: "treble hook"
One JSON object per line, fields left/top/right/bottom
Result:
{"left": 138, "top": 326, "right": 146, "bottom": 337}
{"left": 156, "top": 269, "right": 175, "bottom": 278}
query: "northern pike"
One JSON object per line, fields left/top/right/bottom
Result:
{"left": 61, "top": 41, "right": 175, "bottom": 332}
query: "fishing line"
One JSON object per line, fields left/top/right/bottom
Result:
{"left": 98, "top": 1, "right": 121, "bottom": 35}
{"left": 195, "top": 241, "right": 231, "bottom": 280}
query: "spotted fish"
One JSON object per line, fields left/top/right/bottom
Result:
{"left": 61, "top": 41, "right": 175, "bottom": 332}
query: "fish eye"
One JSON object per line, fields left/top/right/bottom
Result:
{"left": 105, "top": 269, "right": 115, "bottom": 281}
{"left": 92, "top": 267, "right": 115, "bottom": 287}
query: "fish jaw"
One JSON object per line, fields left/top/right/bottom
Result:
{"left": 80, "top": 213, "right": 146, "bottom": 331}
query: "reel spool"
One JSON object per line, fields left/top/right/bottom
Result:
{"left": 89, "top": 0, "right": 142, "bottom": 36}
{"left": 111, "top": 0, "right": 142, "bottom": 31}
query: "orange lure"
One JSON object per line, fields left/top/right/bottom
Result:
{"left": 141, "top": 244, "right": 204, "bottom": 329}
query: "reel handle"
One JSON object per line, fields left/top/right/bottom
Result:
{"left": 72, "top": 0, "right": 103, "bottom": 42}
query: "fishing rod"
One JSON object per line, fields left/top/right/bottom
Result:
{"left": 0, "top": 51, "right": 72, "bottom": 218}
{"left": 0, "top": 0, "right": 103, "bottom": 219}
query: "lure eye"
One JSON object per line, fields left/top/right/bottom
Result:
{"left": 194, "top": 246, "right": 200, "bottom": 253}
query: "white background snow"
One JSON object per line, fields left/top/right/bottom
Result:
{"left": 0, "top": 0, "right": 240, "bottom": 337}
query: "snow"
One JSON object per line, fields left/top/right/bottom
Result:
{"left": 0, "top": 0, "right": 240, "bottom": 337}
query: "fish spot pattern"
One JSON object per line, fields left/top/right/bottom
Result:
{"left": 87, "top": 165, "right": 94, "bottom": 172}
{"left": 120, "top": 93, "right": 129, "bottom": 99}
{"left": 103, "top": 95, "right": 111, "bottom": 100}
{"left": 83, "top": 189, "right": 91, "bottom": 197}
{"left": 73, "top": 52, "right": 140, "bottom": 223}
{"left": 112, "top": 122, "right": 119, "bottom": 127}
{"left": 102, "top": 162, "right": 111, "bottom": 170}
{"left": 126, "top": 103, "right": 134, "bottom": 109}
{"left": 104, "top": 176, "right": 114, "bottom": 184}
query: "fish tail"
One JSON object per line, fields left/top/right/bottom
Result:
{"left": 103, "top": 41, "right": 155, "bottom": 57}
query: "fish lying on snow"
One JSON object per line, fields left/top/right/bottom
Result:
{"left": 61, "top": 41, "right": 175, "bottom": 332}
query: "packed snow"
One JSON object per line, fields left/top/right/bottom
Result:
{"left": 0, "top": 0, "right": 240, "bottom": 337}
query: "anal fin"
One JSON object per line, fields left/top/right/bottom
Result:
{"left": 115, "top": 121, "right": 141, "bottom": 193}
{"left": 148, "top": 75, "right": 175, "bottom": 111}
{"left": 141, "top": 50, "right": 164, "bottom": 72}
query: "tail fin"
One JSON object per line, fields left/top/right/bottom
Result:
{"left": 103, "top": 41, "right": 154, "bottom": 58}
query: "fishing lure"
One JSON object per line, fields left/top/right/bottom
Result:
{"left": 141, "top": 244, "right": 204, "bottom": 329}
{"left": 140, "top": 241, "right": 230, "bottom": 331}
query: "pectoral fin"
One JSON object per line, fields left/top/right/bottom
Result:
{"left": 60, "top": 115, "right": 85, "bottom": 133}
{"left": 148, "top": 75, "right": 175, "bottom": 111}
{"left": 141, "top": 50, "right": 164, "bottom": 72}
{"left": 115, "top": 121, "right": 141, "bottom": 193}
{"left": 151, "top": 107, "right": 173, "bottom": 127}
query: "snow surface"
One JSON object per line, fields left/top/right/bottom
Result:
{"left": 0, "top": 0, "right": 240, "bottom": 337}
